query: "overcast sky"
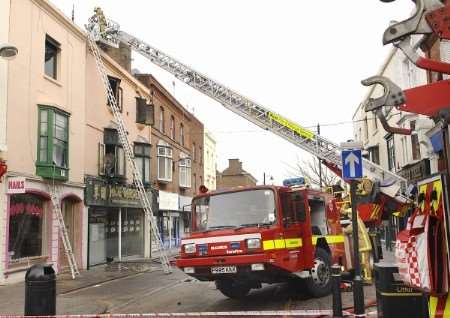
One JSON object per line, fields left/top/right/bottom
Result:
{"left": 51, "top": 0, "right": 413, "bottom": 185}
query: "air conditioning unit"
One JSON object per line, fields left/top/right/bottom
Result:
{"left": 136, "top": 97, "right": 155, "bottom": 126}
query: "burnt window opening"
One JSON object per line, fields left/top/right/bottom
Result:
{"left": 107, "top": 76, "right": 123, "bottom": 112}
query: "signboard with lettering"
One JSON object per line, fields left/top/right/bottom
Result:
{"left": 84, "top": 176, "right": 158, "bottom": 209}
{"left": 7, "top": 177, "right": 26, "bottom": 194}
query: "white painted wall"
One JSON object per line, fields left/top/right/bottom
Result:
{"left": 353, "top": 39, "right": 436, "bottom": 177}
{"left": 203, "top": 130, "right": 217, "bottom": 190}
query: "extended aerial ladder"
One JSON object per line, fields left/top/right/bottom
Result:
{"left": 86, "top": 9, "right": 408, "bottom": 211}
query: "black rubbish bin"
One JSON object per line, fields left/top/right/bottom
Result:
{"left": 24, "top": 264, "right": 56, "bottom": 316}
{"left": 374, "top": 263, "right": 428, "bottom": 318}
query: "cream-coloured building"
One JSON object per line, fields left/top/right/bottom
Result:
{"left": 203, "top": 130, "right": 217, "bottom": 191}
{"left": 1, "top": 0, "right": 87, "bottom": 284}
{"left": 353, "top": 41, "right": 436, "bottom": 184}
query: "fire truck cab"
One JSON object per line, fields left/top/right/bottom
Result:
{"left": 176, "top": 179, "right": 346, "bottom": 299}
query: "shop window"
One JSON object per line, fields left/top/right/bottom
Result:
{"left": 180, "top": 124, "right": 185, "bottom": 146}
{"left": 45, "top": 35, "right": 59, "bottom": 79}
{"left": 134, "top": 143, "right": 151, "bottom": 185}
{"left": 107, "top": 76, "right": 123, "bottom": 112}
{"left": 36, "top": 106, "right": 69, "bottom": 180}
{"left": 157, "top": 143, "right": 172, "bottom": 182}
{"left": 179, "top": 157, "right": 192, "bottom": 188}
{"left": 8, "top": 194, "right": 45, "bottom": 261}
{"left": 170, "top": 115, "right": 175, "bottom": 140}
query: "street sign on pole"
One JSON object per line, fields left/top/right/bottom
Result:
{"left": 341, "top": 149, "right": 363, "bottom": 180}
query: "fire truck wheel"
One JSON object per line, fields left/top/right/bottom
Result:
{"left": 215, "top": 279, "right": 251, "bottom": 299}
{"left": 305, "top": 248, "right": 332, "bottom": 298}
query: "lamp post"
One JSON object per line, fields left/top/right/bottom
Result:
{"left": 0, "top": 44, "right": 18, "bottom": 60}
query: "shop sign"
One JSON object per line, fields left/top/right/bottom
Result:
{"left": 398, "top": 159, "right": 430, "bottom": 183}
{"left": 159, "top": 191, "right": 179, "bottom": 211}
{"left": 7, "top": 177, "right": 26, "bottom": 194}
{"left": 110, "top": 184, "right": 140, "bottom": 207}
{"left": 85, "top": 176, "right": 156, "bottom": 208}
{"left": 179, "top": 195, "right": 192, "bottom": 212}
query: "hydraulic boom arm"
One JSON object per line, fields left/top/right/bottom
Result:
{"left": 86, "top": 9, "right": 407, "bottom": 200}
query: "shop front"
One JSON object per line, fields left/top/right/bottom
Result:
{"left": 2, "top": 176, "right": 84, "bottom": 283}
{"left": 85, "top": 177, "right": 157, "bottom": 267}
{"left": 157, "top": 191, "right": 179, "bottom": 249}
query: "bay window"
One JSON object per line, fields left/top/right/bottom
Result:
{"left": 36, "top": 106, "right": 69, "bottom": 180}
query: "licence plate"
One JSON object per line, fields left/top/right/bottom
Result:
{"left": 211, "top": 266, "right": 237, "bottom": 274}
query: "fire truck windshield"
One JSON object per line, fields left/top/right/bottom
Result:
{"left": 192, "top": 189, "right": 276, "bottom": 232}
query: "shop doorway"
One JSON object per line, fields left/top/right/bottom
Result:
{"left": 59, "top": 198, "right": 81, "bottom": 271}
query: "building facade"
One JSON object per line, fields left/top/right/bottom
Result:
{"left": 134, "top": 74, "right": 204, "bottom": 248}
{"left": 0, "top": 0, "right": 205, "bottom": 283}
{"left": 353, "top": 43, "right": 436, "bottom": 184}
{"left": 216, "top": 159, "right": 257, "bottom": 189}
{"left": 203, "top": 130, "right": 217, "bottom": 191}
{"left": 1, "top": 0, "right": 87, "bottom": 283}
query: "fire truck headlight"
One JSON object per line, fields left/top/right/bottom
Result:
{"left": 184, "top": 243, "right": 196, "bottom": 254}
{"left": 246, "top": 238, "right": 261, "bottom": 249}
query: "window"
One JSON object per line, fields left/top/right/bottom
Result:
{"left": 386, "top": 134, "right": 396, "bottom": 171}
{"left": 99, "top": 129, "right": 126, "bottom": 180}
{"left": 180, "top": 124, "right": 184, "bottom": 146}
{"left": 159, "top": 107, "right": 165, "bottom": 133}
{"left": 199, "top": 146, "right": 203, "bottom": 164}
{"left": 364, "top": 117, "right": 369, "bottom": 140}
{"left": 170, "top": 115, "right": 175, "bottom": 139}
{"left": 193, "top": 173, "right": 197, "bottom": 192}
{"left": 157, "top": 143, "right": 172, "bottom": 181}
{"left": 107, "top": 76, "right": 123, "bottom": 111}
{"left": 308, "top": 197, "right": 327, "bottom": 235}
{"left": 136, "top": 97, "right": 154, "bottom": 126}
{"left": 368, "top": 146, "right": 380, "bottom": 165}
{"left": 281, "top": 192, "right": 306, "bottom": 225}
{"left": 45, "top": 36, "right": 59, "bottom": 79}
{"left": 192, "top": 142, "right": 196, "bottom": 161}
{"left": 410, "top": 121, "right": 421, "bottom": 160}
{"left": 37, "top": 106, "right": 69, "bottom": 180}
{"left": 8, "top": 194, "right": 45, "bottom": 261}
{"left": 373, "top": 116, "right": 378, "bottom": 130}
{"left": 179, "top": 157, "right": 192, "bottom": 188}
{"left": 134, "top": 143, "right": 151, "bottom": 184}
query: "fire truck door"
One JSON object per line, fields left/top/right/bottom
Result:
{"left": 280, "top": 192, "right": 314, "bottom": 269}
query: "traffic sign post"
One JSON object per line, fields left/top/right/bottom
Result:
{"left": 340, "top": 144, "right": 365, "bottom": 317}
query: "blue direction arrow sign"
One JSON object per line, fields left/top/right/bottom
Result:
{"left": 341, "top": 149, "right": 363, "bottom": 179}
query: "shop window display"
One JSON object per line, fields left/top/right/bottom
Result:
{"left": 8, "top": 194, "right": 45, "bottom": 261}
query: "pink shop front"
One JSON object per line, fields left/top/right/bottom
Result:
{"left": 2, "top": 176, "right": 84, "bottom": 283}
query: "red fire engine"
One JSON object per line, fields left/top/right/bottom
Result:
{"left": 176, "top": 180, "right": 347, "bottom": 299}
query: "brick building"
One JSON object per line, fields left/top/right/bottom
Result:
{"left": 216, "top": 159, "right": 256, "bottom": 190}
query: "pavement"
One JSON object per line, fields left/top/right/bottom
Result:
{"left": 0, "top": 248, "right": 180, "bottom": 315}
{"left": 0, "top": 245, "right": 396, "bottom": 316}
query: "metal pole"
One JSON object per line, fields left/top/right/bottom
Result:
{"left": 331, "top": 264, "right": 343, "bottom": 318}
{"left": 263, "top": 172, "right": 266, "bottom": 185}
{"left": 317, "top": 123, "right": 323, "bottom": 189}
{"left": 350, "top": 181, "right": 365, "bottom": 316}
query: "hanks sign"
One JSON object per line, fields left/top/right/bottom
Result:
{"left": 7, "top": 177, "right": 26, "bottom": 194}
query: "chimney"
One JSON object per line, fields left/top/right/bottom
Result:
{"left": 101, "top": 42, "right": 132, "bottom": 73}
{"left": 228, "top": 159, "right": 242, "bottom": 173}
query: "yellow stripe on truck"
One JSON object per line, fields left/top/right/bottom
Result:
{"left": 429, "top": 296, "right": 438, "bottom": 318}
{"left": 263, "top": 235, "right": 343, "bottom": 250}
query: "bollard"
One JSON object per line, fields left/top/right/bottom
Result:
{"left": 331, "top": 264, "right": 343, "bottom": 318}
{"left": 24, "top": 264, "right": 56, "bottom": 316}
